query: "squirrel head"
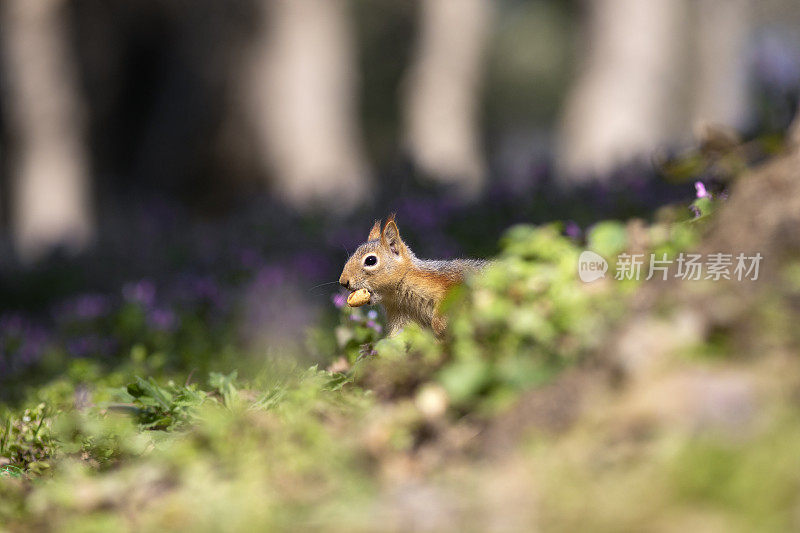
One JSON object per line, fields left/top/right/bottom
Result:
{"left": 339, "top": 214, "right": 412, "bottom": 304}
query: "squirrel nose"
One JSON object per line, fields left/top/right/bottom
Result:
{"left": 339, "top": 276, "right": 350, "bottom": 289}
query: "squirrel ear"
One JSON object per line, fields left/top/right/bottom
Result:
{"left": 381, "top": 216, "right": 403, "bottom": 255}
{"left": 367, "top": 220, "right": 381, "bottom": 241}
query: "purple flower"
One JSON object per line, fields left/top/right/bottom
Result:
{"left": 332, "top": 293, "right": 347, "bottom": 309}
{"left": 694, "top": 181, "right": 710, "bottom": 199}
{"left": 399, "top": 198, "right": 440, "bottom": 229}
{"left": 148, "top": 308, "right": 178, "bottom": 331}
{"left": 190, "top": 277, "right": 220, "bottom": 302}
{"left": 123, "top": 280, "right": 156, "bottom": 307}
{"left": 0, "top": 313, "right": 49, "bottom": 368}
{"left": 173, "top": 275, "right": 224, "bottom": 309}
{"left": 359, "top": 344, "right": 378, "bottom": 358}
{"left": 292, "top": 252, "right": 328, "bottom": 279}
{"left": 0, "top": 314, "right": 23, "bottom": 331}
{"left": 690, "top": 205, "right": 702, "bottom": 219}
{"left": 66, "top": 337, "right": 89, "bottom": 357}
{"left": 56, "top": 294, "right": 112, "bottom": 321}
{"left": 65, "top": 335, "right": 116, "bottom": 358}
{"left": 366, "top": 320, "right": 382, "bottom": 334}
{"left": 367, "top": 310, "right": 378, "bottom": 320}
{"left": 565, "top": 221, "right": 582, "bottom": 240}
{"left": 73, "top": 295, "right": 111, "bottom": 320}
{"left": 255, "top": 266, "right": 286, "bottom": 288}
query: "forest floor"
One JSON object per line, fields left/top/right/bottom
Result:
{"left": 2, "top": 137, "right": 800, "bottom": 532}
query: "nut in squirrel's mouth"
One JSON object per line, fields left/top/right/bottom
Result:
{"left": 347, "top": 288, "right": 371, "bottom": 307}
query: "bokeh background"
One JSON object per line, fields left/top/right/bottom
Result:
{"left": 4, "top": 2, "right": 800, "bottom": 530}
{"left": 0, "top": 0, "right": 799, "bottom": 392}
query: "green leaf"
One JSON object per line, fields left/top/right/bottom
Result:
{"left": 209, "top": 371, "right": 239, "bottom": 408}
{"left": 587, "top": 221, "right": 628, "bottom": 258}
{"left": 438, "top": 359, "right": 491, "bottom": 405}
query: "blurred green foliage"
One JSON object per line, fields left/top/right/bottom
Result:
{"left": 6, "top": 190, "right": 800, "bottom": 529}
{"left": 437, "top": 224, "right": 612, "bottom": 410}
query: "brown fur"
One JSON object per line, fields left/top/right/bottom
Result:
{"left": 339, "top": 215, "right": 486, "bottom": 338}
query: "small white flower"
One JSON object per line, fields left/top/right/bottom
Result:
{"left": 415, "top": 384, "right": 449, "bottom": 419}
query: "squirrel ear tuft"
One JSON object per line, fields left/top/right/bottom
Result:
{"left": 381, "top": 215, "right": 402, "bottom": 255}
{"left": 368, "top": 220, "right": 381, "bottom": 241}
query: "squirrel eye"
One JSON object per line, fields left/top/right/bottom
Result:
{"left": 364, "top": 255, "right": 378, "bottom": 267}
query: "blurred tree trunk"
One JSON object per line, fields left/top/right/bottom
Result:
{"left": 557, "top": 0, "right": 685, "bottom": 181}
{"left": 558, "top": 0, "right": 754, "bottom": 183}
{"left": 402, "top": 0, "right": 493, "bottom": 199}
{"left": 792, "top": 105, "right": 800, "bottom": 146}
{"left": 0, "top": 0, "right": 93, "bottom": 261}
{"left": 245, "top": 0, "right": 370, "bottom": 215}
{"left": 691, "top": 0, "right": 751, "bottom": 132}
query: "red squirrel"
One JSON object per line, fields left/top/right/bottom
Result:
{"left": 339, "top": 215, "right": 486, "bottom": 337}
